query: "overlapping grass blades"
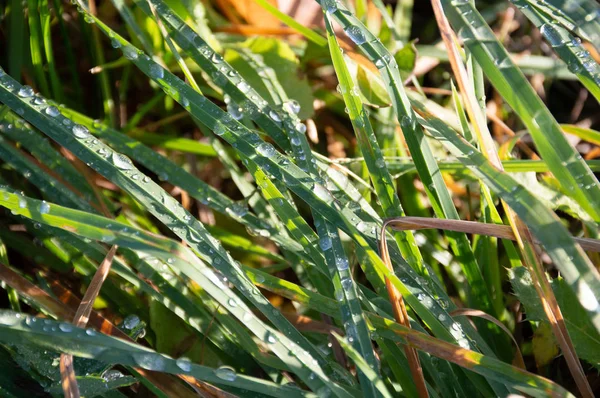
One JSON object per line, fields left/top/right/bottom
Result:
{"left": 0, "top": 71, "right": 354, "bottom": 396}
{"left": 441, "top": 0, "right": 600, "bottom": 222}
{"left": 1, "top": 0, "right": 598, "bottom": 396}
{"left": 0, "top": 311, "right": 309, "bottom": 398}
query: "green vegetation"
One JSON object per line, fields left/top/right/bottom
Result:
{"left": 0, "top": 0, "right": 599, "bottom": 396}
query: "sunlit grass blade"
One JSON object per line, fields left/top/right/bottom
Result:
{"left": 251, "top": 0, "right": 327, "bottom": 47}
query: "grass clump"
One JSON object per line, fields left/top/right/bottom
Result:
{"left": 0, "top": 0, "right": 599, "bottom": 397}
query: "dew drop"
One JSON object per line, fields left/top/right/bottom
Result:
{"left": 335, "top": 257, "right": 349, "bottom": 271}
{"left": 268, "top": 110, "right": 281, "bottom": 123}
{"left": 344, "top": 25, "right": 366, "bottom": 45}
{"left": 102, "top": 369, "right": 124, "bottom": 381}
{"left": 45, "top": 106, "right": 60, "bottom": 117}
{"left": 319, "top": 236, "right": 332, "bottom": 251}
{"left": 322, "top": 0, "right": 338, "bottom": 13}
{"left": 59, "top": 323, "right": 73, "bottom": 332}
{"left": 284, "top": 99, "right": 301, "bottom": 114}
{"left": 175, "top": 357, "right": 192, "bottom": 372}
{"left": 72, "top": 124, "right": 90, "bottom": 138}
{"left": 133, "top": 352, "right": 165, "bottom": 371}
{"left": 112, "top": 152, "right": 134, "bottom": 170}
{"left": 265, "top": 331, "right": 277, "bottom": 344}
{"left": 237, "top": 81, "right": 250, "bottom": 93}
{"left": 340, "top": 277, "right": 352, "bottom": 290}
{"left": 215, "top": 366, "right": 237, "bottom": 381}
{"left": 149, "top": 64, "right": 164, "bottom": 79}
{"left": 123, "top": 46, "right": 139, "bottom": 60}
{"left": 123, "top": 314, "right": 141, "bottom": 329}
{"left": 210, "top": 52, "right": 222, "bottom": 64}
{"left": 39, "top": 200, "right": 50, "bottom": 214}
{"left": 540, "top": 24, "right": 565, "bottom": 47}
{"left": 295, "top": 122, "right": 307, "bottom": 134}
{"left": 18, "top": 86, "right": 34, "bottom": 98}
{"left": 257, "top": 142, "right": 276, "bottom": 157}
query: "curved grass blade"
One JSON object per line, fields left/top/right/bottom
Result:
{"left": 384, "top": 217, "right": 600, "bottom": 253}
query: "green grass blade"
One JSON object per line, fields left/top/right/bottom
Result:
{"left": 26, "top": 0, "right": 50, "bottom": 96}
{"left": 251, "top": 0, "right": 327, "bottom": 47}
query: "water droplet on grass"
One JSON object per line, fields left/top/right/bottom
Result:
{"left": 123, "top": 46, "right": 139, "bottom": 60}
{"left": 72, "top": 124, "right": 90, "bottom": 138}
{"left": 257, "top": 143, "right": 276, "bottom": 157}
{"left": 215, "top": 366, "right": 237, "bottom": 381}
{"left": 18, "top": 86, "right": 34, "bottom": 98}
{"left": 102, "top": 369, "right": 124, "bottom": 381}
{"left": 296, "top": 122, "right": 307, "bottom": 133}
{"left": 123, "top": 314, "right": 141, "bottom": 329}
{"left": 322, "top": 0, "right": 338, "bottom": 13}
{"left": 45, "top": 106, "right": 60, "bottom": 117}
{"left": 284, "top": 99, "right": 301, "bottom": 114}
{"left": 319, "top": 236, "right": 332, "bottom": 250}
{"left": 336, "top": 257, "right": 349, "bottom": 271}
{"left": 176, "top": 357, "right": 192, "bottom": 372}
{"left": 344, "top": 26, "right": 366, "bottom": 45}
{"left": 39, "top": 201, "right": 50, "bottom": 214}
{"left": 265, "top": 331, "right": 277, "bottom": 344}
{"left": 59, "top": 323, "right": 73, "bottom": 332}
{"left": 112, "top": 152, "right": 134, "bottom": 169}
{"left": 133, "top": 352, "right": 165, "bottom": 370}
{"left": 269, "top": 110, "right": 281, "bottom": 122}
{"left": 540, "top": 24, "right": 564, "bottom": 47}
{"left": 149, "top": 64, "right": 164, "bottom": 79}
